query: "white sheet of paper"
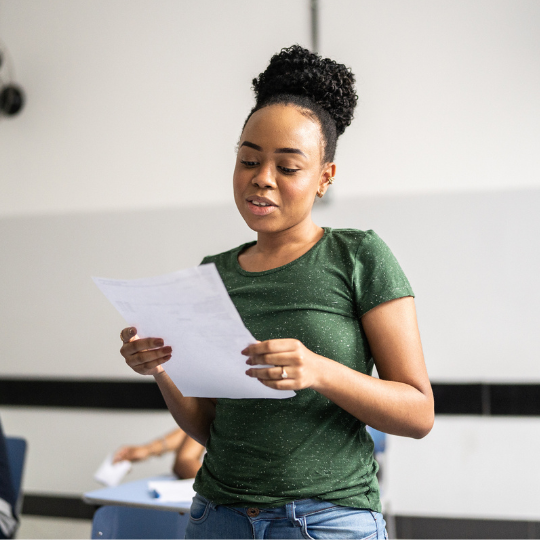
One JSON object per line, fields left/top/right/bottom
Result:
{"left": 148, "top": 479, "right": 195, "bottom": 503}
{"left": 94, "top": 454, "right": 132, "bottom": 487}
{"left": 93, "top": 264, "right": 295, "bottom": 399}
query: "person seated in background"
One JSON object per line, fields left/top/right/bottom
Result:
{"left": 113, "top": 427, "right": 205, "bottom": 479}
{"left": 0, "top": 419, "right": 18, "bottom": 540}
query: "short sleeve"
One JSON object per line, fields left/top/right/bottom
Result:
{"left": 353, "top": 230, "right": 414, "bottom": 316}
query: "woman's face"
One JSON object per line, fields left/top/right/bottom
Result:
{"left": 233, "top": 104, "right": 333, "bottom": 235}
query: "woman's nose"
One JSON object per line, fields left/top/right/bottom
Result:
{"left": 251, "top": 165, "right": 276, "bottom": 189}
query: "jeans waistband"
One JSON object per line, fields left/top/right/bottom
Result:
{"left": 228, "top": 498, "right": 337, "bottom": 519}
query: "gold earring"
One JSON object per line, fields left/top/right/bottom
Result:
{"left": 316, "top": 190, "right": 323, "bottom": 198}
{"left": 327, "top": 176, "right": 335, "bottom": 185}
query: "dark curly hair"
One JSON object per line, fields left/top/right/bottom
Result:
{"left": 244, "top": 45, "right": 358, "bottom": 163}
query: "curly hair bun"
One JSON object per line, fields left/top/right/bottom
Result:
{"left": 252, "top": 45, "right": 357, "bottom": 137}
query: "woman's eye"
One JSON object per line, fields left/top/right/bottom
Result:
{"left": 240, "top": 160, "right": 258, "bottom": 167}
{"left": 279, "top": 166, "right": 300, "bottom": 174}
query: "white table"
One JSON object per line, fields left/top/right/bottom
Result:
{"left": 83, "top": 474, "right": 193, "bottom": 513}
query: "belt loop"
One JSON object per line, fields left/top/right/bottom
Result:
{"left": 286, "top": 501, "right": 302, "bottom": 527}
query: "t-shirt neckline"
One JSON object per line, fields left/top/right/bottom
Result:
{"left": 234, "top": 227, "right": 331, "bottom": 277}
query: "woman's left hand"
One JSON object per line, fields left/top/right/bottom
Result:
{"left": 242, "top": 339, "right": 324, "bottom": 391}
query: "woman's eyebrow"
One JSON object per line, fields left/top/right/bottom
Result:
{"left": 240, "top": 141, "right": 263, "bottom": 151}
{"left": 275, "top": 147, "right": 307, "bottom": 158}
{"left": 240, "top": 141, "right": 306, "bottom": 158}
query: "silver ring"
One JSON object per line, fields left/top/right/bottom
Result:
{"left": 281, "top": 367, "right": 288, "bottom": 379}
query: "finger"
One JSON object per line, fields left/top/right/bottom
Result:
{"left": 246, "top": 351, "right": 299, "bottom": 366}
{"left": 127, "top": 346, "right": 171, "bottom": 366}
{"left": 126, "top": 347, "right": 172, "bottom": 369}
{"left": 240, "top": 340, "right": 261, "bottom": 355}
{"left": 258, "top": 378, "right": 294, "bottom": 391}
{"left": 242, "top": 339, "right": 299, "bottom": 356}
{"left": 121, "top": 337, "right": 166, "bottom": 356}
{"left": 120, "top": 327, "right": 137, "bottom": 343}
{"left": 246, "top": 366, "right": 291, "bottom": 380}
{"left": 132, "top": 356, "right": 171, "bottom": 375}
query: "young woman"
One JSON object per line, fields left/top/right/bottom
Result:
{"left": 120, "top": 45, "right": 434, "bottom": 539}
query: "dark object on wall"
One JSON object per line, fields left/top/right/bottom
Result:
{"left": 0, "top": 43, "right": 25, "bottom": 117}
{"left": 0, "top": 85, "right": 24, "bottom": 115}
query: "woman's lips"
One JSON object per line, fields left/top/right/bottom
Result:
{"left": 247, "top": 200, "right": 277, "bottom": 216}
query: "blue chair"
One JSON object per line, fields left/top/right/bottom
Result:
{"left": 366, "top": 425, "right": 386, "bottom": 455}
{"left": 5, "top": 437, "right": 27, "bottom": 515}
{"left": 91, "top": 505, "right": 190, "bottom": 539}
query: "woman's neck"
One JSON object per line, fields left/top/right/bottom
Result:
{"left": 239, "top": 220, "right": 324, "bottom": 272}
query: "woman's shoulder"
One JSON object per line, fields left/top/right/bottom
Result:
{"left": 324, "top": 227, "right": 382, "bottom": 250}
{"left": 323, "top": 228, "right": 401, "bottom": 268}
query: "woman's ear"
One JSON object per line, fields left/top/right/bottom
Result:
{"left": 317, "top": 163, "right": 337, "bottom": 198}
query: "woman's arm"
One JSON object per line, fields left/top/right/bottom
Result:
{"left": 172, "top": 435, "right": 205, "bottom": 479}
{"left": 244, "top": 297, "right": 434, "bottom": 439}
{"left": 153, "top": 371, "right": 216, "bottom": 446}
{"left": 120, "top": 327, "right": 216, "bottom": 445}
{"left": 315, "top": 296, "right": 433, "bottom": 438}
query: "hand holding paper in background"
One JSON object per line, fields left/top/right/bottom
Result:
{"left": 94, "top": 454, "right": 131, "bottom": 487}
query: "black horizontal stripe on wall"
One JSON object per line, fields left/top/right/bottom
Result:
{"left": 394, "top": 514, "right": 540, "bottom": 539}
{"left": 22, "top": 493, "right": 96, "bottom": 520}
{"left": 490, "top": 384, "right": 540, "bottom": 416}
{"left": 433, "top": 383, "right": 488, "bottom": 415}
{"left": 1, "top": 378, "right": 540, "bottom": 415}
{"left": 432, "top": 383, "right": 540, "bottom": 416}
{"left": 0, "top": 378, "right": 167, "bottom": 409}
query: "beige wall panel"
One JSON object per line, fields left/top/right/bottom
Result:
{"left": 0, "top": 204, "right": 253, "bottom": 378}
{"left": 386, "top": 416, "right": 540, "bottom": 520}
{"left": 1, "top": 407, "right": 179, "bottom": 494}
{"left": 1, "top": 189, "right": 538, "bottom": 381}
{"left": 3, "top": 407, "right": 540, "bottom": 521}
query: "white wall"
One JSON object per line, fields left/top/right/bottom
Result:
{"left": 321, "top": 0, "right": 540, "bottom": 197}
{"left": 0, "top": 0, "right": 310, "bottom": 216}
{"left": 1, "top": 0, "right": 539, "bottom": 526}
{"left": 1, "top": 0, "right": 539, "bottom": 217}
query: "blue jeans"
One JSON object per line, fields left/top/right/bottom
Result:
{"left": 185, "top": 493, "right": 387, "bottom": 539}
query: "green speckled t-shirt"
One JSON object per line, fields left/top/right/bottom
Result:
{"left": 193, "top": 228, "right": 414, "bottom": 511}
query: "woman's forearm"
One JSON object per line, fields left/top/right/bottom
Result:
{"left": 312, "top": 357, "right": 434, "bottom": 438}
{"left": 173, "top": 458, "right": 202, "bottom": 479}
{"left": 153, "top": 371, "right": 216, "bottom": 445}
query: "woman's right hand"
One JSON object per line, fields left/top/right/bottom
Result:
{"left": 120, "top": 327, "right": 172, "bottom": 376}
